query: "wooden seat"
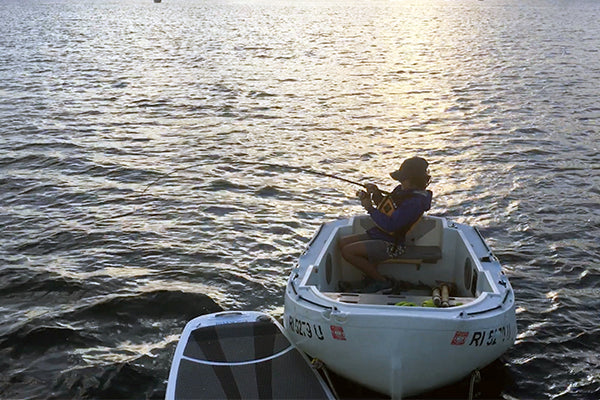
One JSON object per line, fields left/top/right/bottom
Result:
{"left": 381, "top": 217, "right": 443, "bottom": 265}
{"left": 382, "top": 245, "right": 442, "bottom": 265}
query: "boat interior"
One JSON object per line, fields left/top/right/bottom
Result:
{"left": 302, "top": 215, "right": 497, "bottom": 308}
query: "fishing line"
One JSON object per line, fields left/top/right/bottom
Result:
{"left": 101, "top": 158, "right": 385, "bottom": 223}
{"left": 140, "top": 159, "right": 371, "bottom": 196}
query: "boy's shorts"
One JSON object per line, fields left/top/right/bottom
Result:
{"left": 354, "top": 233, "right": 400, "bottom": 265}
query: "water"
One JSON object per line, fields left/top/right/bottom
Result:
{"left": 1, "top": 0, "right": 599, "bottom": 398}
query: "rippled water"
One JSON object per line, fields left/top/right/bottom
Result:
{"left": 1, "top": 0, "right": 599, "bottom": 398}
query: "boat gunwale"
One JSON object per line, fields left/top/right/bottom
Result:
{"left": 290, "top": 215, "right": 514, "bottom": 318}
{"left": 294, "top": 283, "right": 512, "bottom": 319}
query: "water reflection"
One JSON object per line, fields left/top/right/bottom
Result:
{"left": 1, "top": 0, "right": 600, "bottom": 398}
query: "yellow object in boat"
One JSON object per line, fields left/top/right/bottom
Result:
{"left": 395, "top": 301, "right": 417, "bottom": 307}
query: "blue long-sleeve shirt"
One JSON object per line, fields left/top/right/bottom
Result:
{"left": 365, "top": 187, "right": 433, "bottom": 243}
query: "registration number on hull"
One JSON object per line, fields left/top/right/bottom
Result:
{"left": 451, "top": 324, "right": 515, "bottom": 347}
{"left": 287, "top": 316, "right": 325, "bottom": 340}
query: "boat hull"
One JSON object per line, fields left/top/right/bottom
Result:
{"left": 283, "top": 215, "right": 517, "bottom": 397}
{"left": 285, "top": 293, "right": 516, "bottom": 397}
{"left": 166, "top": 311, "right": 335, "bottom": 400}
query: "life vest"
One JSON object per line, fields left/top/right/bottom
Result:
{"left": 374, "top": 189, "right": 429, "bottom": 242}
{"left": 376, "top": 194, "right": 396, "bottom": 216}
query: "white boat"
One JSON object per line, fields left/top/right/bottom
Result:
{"left": 166, "top": 311, "right": 335, "bottom": 400}
{"left": 284, "top": 215, "right": 517, "bottom": 398}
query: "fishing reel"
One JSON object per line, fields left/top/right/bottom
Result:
{"left": 357, "top": 189, "right": 369, "bottom": 200}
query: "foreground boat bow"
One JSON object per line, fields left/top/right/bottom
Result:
{"left": 166, "top": 311, "right": 335, "bottom": 399}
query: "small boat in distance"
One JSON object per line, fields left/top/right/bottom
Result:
{"left": 284, "top": 214, "right": 517, "bottom": 398}
{"left": 154, "top": 0, "right": 161, "bottom": 3}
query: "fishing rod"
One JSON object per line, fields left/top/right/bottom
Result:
{"left": 140, "top": 159, "right": 375, "bottom": 196}
{"left": 98, "top": 159, "right": 388, "bottom": 222}
{"left": 241, "top": 160, "right": 370, "bottom": 189}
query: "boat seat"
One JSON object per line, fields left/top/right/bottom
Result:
{"left": 381, "top": 217, "right": 443, "bottom": 265}
{"left": 381, "top": 245, "right": 442, "bottom": 265}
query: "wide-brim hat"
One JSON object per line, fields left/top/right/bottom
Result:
{"left": 390, "top": 156, "right": 429, "bottom": 181}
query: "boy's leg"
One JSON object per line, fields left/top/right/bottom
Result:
{"left": 340, "top": 241, "right": 387, "bottom": 281}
